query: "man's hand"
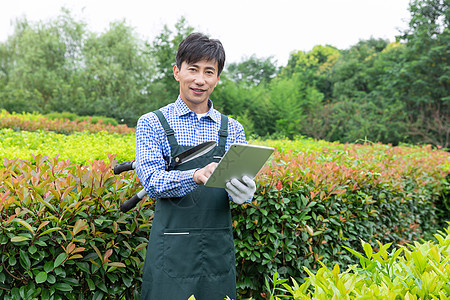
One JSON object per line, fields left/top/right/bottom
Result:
{"left": 193, "top": 162, "right": 218, "bottom": 185}
{"left": 225, "top": 176, "right": 256, "bottom": 204}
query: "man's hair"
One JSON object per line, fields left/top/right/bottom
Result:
{"left": 176, "top": 33, "right": 226, "bottom": 76}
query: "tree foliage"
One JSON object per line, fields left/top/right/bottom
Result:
{"left": 396, "top": 0, "right": 449, "bottom": 147}
{"left": 226, "top": 55, "right": 278, "bottom": 87}
{"left": 0, "top": 2, "right": 448, "bottom": 147}
{"left": 146, "top": 17, "right": 194, "bottom": 110}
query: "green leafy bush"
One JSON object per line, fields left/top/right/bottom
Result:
{"left": 0, "top": 134, "right": 448, "bottom": 299}
{"left": 0, "top": 129, "right": 135, "bottom": 165}
{"left": 45, "top": 112, "right": 119, "bottom": 126}
{"left": 0, "top": 154, "right": 151, "bottom": 299}
{"left": 0, "top": 110, "right": 133, "bottom": 135}
{"left": 263, "top": 223, "right": 450, "bottom": 299}
{"left": 232, "top": 143, "right": 449, "bottom": 298}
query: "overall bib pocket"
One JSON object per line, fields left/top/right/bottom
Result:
{"left": 202, "top": 227, "right": 234, "bottom": 276}
{"left": 163, "top": 229, "right": 203, "bottom": 278}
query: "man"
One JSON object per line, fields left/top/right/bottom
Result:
{"left": 136, "top": 32, "right": 256, "bottom": 300}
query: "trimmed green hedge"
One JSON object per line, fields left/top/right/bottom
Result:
{"left": 0, "top": 155, "right": 150, "bottom": 299}
{"left": 232, "top": 143, "right": 449, "bottom": 298}
{"left": 0, "top": 110, "right": 133, "bottom": 135}
{"left": 0, "top": 137, "right": 448, "bottom": 299}
{"left": 44, "top": 112, "right": 119, "bottom": 126}
{"left": 0, "top": 128, "right": 135, "bottom": 165}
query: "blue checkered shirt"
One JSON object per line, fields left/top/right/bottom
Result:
{"left": 136, "top": 97, "right": 247, "bottom": 199}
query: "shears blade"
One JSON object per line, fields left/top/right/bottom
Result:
{"left": 174, "top": 141, "right": 217, "bottom": 166}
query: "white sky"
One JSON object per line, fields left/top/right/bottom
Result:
{"left": 0, "top": 0, "right": 412, "bottom": 66}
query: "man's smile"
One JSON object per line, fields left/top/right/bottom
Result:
{"left": 191, "top": 87, "right": 206, "bottom": 95}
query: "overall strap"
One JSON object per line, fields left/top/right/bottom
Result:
{"left": 153, "top": 110, "right": 178, "bottom": 149}
{"left": 218, "top": 114, "right": 228, "bottom": 150}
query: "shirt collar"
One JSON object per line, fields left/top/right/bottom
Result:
{"left": 174, "top": 96, "right": 221, "bottom": 124}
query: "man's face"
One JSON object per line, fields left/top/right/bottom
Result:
{"left": 173, "top": 59, "right": 220, "bottom": 113}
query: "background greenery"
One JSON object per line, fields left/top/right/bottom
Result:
{"left": 0, "top": 0, "right": 448, "bottom": 148}
{"left": 261, "top": 224, "right": 450, "bottom": 299}
{"left": 0, "top": 114, "right": 448, "bottom": 299}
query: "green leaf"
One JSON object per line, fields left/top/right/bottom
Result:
{"left": 8, "top": 255, "right": 17, "bottom": 266}
{"left": 41, "top": 288, "right": 49, "bottom": 298}
{"left": 29, "top": 245, "right": 37, "bottom": 254}
{"left": 44, "top": 261, "right": 53, "bottom": 273}
{"left": 35, "top": 272, "right": 48, "bottom": 284}
{"left": 55, "top": 267, "right": 66, "bottom": 278}
{"left": 47, "top": 274, "right": 56, "bottom": 284}
{"left": 11, "top": 236, "right": 30, "bottom": 243}
{"left": 343, "top": 246, "right": 366, "bottom": 261}
{"left": 38, "top": 227, "right": 62, "bottom": 237}
{"left": 54, "top": 252, "right": 67, "bottom": 269}
{"left": 62, "top": 277, "right": 79, "bottom": 286}
{"left": 106, "top": 262, "right": 126, "bottom": 268}
{"left": 34, "top": 240, "right": 47, "bottom": 247}
{"left": 76, "top": 262, "right": 90, "bottom": 274}
{"left": 13, "top": 218, "right": 35, "bottom": 234}
{"left": 97, "top": 282, "right": 108, "bottom": 293}
{"left": 93, "top": 290, "right": 104, "bottom": 300}
{"left": 19, "top": 251, "right": 31, "bottom": 269}
{"left": 19, "top": 286, "right": 26, "bottom": 299}
{"left": 268, "top": 227, "right": 277, "bottom": 234}
{"left": 0, "top": 235, "right": 8, "bottom": 244}
{"left": 106, "top": 272, "right": 118, "bottom": 283}
{"left": 86, "top": 278, "right": 95, "bottom": 291}
{"left": 38, "top": 195, "right": 56, "bottom": 212}
{"left": 11, "top": 288, "right": 20, "bottom": 299}
{"left": 122, "top": 274, "right": 132, "bottom": 287}
{"left": 308, "top": 201, "right": 317, "bottom": 208}
{"left": 53, "top": 283, "right": 73, "bottom": 292}
{"left": 363, "top": 242, "right": 373, "bottom": 259}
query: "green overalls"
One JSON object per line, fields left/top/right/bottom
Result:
{"left": 141, "top": 110, "right": 237, "bottom": 300}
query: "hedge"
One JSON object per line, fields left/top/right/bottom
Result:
{"left": 0, "top": 137, "right": 448, "bottom": 298}
{"left": 0, "top": 128, "right": 135, "bottom": 165}
{"left": 0, "top": 110, "right": 134, "bottom": 135}
{"left": 0, "top": 155, "right": 150, "bottom": 299}
{"left": 231, "top": 143, "right": 449, "bottom": 298}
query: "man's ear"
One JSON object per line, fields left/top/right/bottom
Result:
{"left": 214, "top": 75, "right": 220, "bottom": 88}
{"left": 173, "top": 65, "right": 180, "bottom": 81}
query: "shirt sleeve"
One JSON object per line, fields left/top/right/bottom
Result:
{"left": 135, "top": 114, "right": 198, "bottom": 199}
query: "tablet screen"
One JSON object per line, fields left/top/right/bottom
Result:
{"left": 204, "top": 143, "right": 274, "bottom": 188}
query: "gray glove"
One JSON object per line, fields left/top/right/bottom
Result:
{"left": 225, "top": 175, "right": 256, "bottom": 204}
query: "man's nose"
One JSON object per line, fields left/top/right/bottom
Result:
{"left": 194, "top": 73, "right": 206, "bottom": 85}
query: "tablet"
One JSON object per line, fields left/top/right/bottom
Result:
{"left": 204, "top": 143, "right": 274, "bottom": 188}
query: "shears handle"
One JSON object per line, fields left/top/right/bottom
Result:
{"left": 164, "top": 156, "right": 177, "bottom": 171}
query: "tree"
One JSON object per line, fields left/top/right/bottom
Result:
{"left": 226, "top": 55, "right": 278, "bottom": 87}
{"left": 213, "top": 56, "right": 278, "bottom": 138}
{"left": 0, "top": 9, "right": 155, "bottom": 126}
{"left": 80, "top": 20, "right": 153, "bottom": 125}
{"left": 396, "top": 0, "right": 449, "bottom": 147}
{"left": 0, "top": 9, "right": 86, "bottom": 114}
{"left": 146, "top": 17, "right": 194, "bottom": 108}
{"left": 280, "top": 45, "right": 340, "bottom": 100}
{"left": 331, "top": 38, "right": 389, "bottom": 101}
